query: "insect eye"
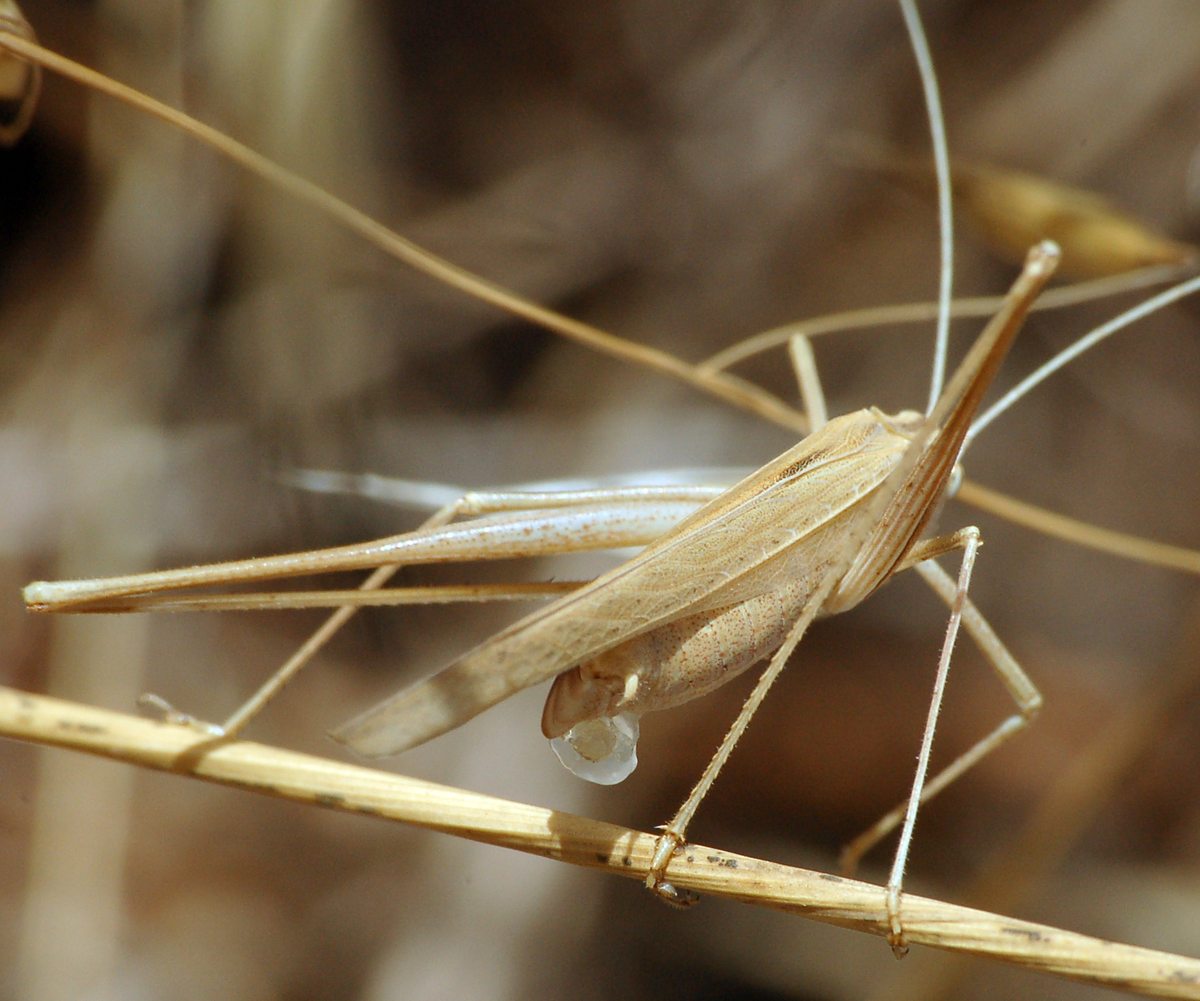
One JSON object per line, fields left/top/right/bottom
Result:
{"left": 946, "top": 463, "right": 965, "bottom": 499}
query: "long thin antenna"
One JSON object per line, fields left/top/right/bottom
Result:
{"left": 966, "top": 272, "right": 1200, "bottom": 446}
{"left": 899, "top": 0, "right": 955, "bottom": 414}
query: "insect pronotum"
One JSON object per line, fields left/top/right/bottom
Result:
{"left": 4, "top": 5, "right": 1195, "bottom": 988}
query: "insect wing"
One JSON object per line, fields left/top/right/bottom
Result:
{"left": 333, "top": 409, "right": 908, "bottom": 757}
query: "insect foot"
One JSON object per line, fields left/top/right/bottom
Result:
{"left": 645, "top": 828, "right": 698, "bottom": 908}
{"left": 136, "top": 693, "right": 227, "bottom": 737}
{"left": 886, "top": 881, "right": 909, "bottom": 958}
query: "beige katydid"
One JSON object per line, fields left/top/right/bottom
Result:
{"left": 6, "top": 3, "right": 1198, "bottom": 968}
{"left": 333, "top": 245, "right": 1059, "bottom": 804}
{"left": 12, "top": 13, "right": 1173, "bottom": 948}
{"left": 334, "top": 411, "right": 926, "bottom": 761}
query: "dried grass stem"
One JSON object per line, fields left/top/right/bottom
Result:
{"left": 2, "top": 685, "right": 1197, "bottom": 999}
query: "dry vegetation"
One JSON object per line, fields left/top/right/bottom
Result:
{"left": 3, "top": 2, "right": 1199, "bottom": 1000}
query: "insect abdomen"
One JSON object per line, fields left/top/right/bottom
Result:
{"left": 541, "top": 581, "right": 823, "bottom": 783}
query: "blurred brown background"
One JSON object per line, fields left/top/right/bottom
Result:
{"left": 3, "top": 2, "right": 1199, "bottom": 999}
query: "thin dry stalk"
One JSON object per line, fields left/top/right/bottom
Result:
{"left": 873, "top": 598, "right": 1200, "bottom": 1001}
{"left": 0, "top": 30, "right": 804, "bottom": 435}
{"left": 0, "top": 1, "right": 38, "bottom": 145}
{"left": 7, "top": 9, "right": 1200, "bottom": 998}
{"left": 1, "top": 685, "right": 1198, "bottom": 1000}
{"left": 2, "top": 28, "right": 1192, "bottom": 580}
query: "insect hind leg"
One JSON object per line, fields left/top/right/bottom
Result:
{"left": 159, "top": 489, "right": 561, "bottom": 738}
{"left": 218, "top": 483, "right": 722, "bottom": 738}
{"left": 190, "top": 497, "right": 474, "bottom": 739}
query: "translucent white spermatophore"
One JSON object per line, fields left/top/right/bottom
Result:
{"left": 549, "top": 713, "right": 640, "bottom": 785}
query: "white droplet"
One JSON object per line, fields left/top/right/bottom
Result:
{"left": 549, "top": 713, "right": 640, "bottom": 785}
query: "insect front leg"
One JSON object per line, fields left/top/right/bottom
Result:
{"left": 838, "top": 526, "right": 1044, "bottom": 955}
{"left": 877, "top": 527, "right": 983, "bottom": 956}
{"left": 838, "top": 533, "right": 1043, "bottom": 876}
